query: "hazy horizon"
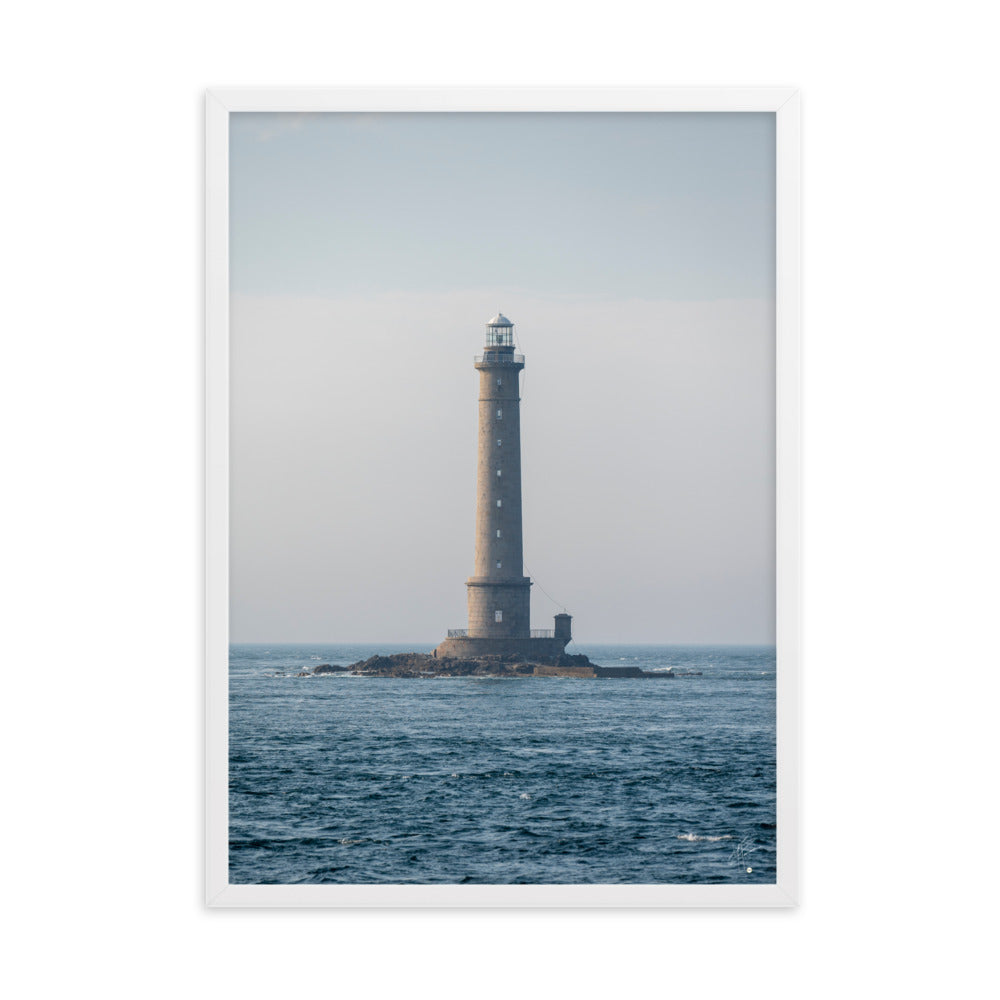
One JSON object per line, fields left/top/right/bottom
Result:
{"left": 229, "top": 113, "right": 776, "bottom": 645}
{"left": 230, "top": 640, "right": 778, "bottom": 647}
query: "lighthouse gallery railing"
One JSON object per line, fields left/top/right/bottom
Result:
{"left": 474, "top": 352, "right": 525, "bottom": 364}
{"left": 446, "top": 628, "right": 556, "bottom": 639}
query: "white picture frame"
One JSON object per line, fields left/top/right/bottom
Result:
{"left": 206, "top": 87, "right": 800, "bottom": 907}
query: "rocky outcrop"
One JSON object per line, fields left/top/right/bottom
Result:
{"left": 307, "top": 652, "right": 675, "bottom": 679}
{"left": 333, "top": 653, "right": 533, "bottom": 678}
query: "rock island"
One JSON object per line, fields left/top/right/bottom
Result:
{"left": 307, "top": 652, "right": 676, "bottom": 679}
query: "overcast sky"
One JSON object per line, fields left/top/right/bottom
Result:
{"left": 229, "top": 112, "right": 775, "bottom": 644}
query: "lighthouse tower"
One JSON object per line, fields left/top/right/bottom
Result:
{"left": 435, "top": 313, "right": 572, "bottom": 660}
{"left": 467, "top": 313, "right": 531, "bottom": 638}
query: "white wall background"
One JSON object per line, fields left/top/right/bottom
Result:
{"left": 3, "top": 3, "right": 997, "bottom": 999}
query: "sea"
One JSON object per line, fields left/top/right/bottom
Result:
{"left": 229, "top": 643, "right": 776, "bottom": 884}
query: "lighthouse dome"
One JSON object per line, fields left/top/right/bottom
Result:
{"left": 487, "top": 312, "right": 513, "bottom": 327}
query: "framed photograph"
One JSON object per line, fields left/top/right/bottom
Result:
{"left": 206, "top": 87, "right": 800, "bottom": 907}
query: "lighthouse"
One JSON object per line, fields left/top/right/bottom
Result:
{"left": 468, "top": 312, "right": 530, "bottom": 637}
{"left": 435, "top": 313, "right": 572, "bottom": 660}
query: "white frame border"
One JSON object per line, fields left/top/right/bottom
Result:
{"left": 205, "top": 87, "right": 801, "bottom": 908}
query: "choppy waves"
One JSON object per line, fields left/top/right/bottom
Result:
{"left": 229, "top": 643, "right": 777, "bottom": 884}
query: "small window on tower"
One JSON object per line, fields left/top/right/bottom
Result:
{"left": 496, "top": 469, "right": 501, "bottom": 477}
{"left": 496, "top": 529, "right": 502, "bottom": 538}
{"left": 497, "top": 439, "right": 502, "bottom": 447}
{"left": 497, "top": 377, "right": 502, "bottom": 387}
{"left": 496, "top": 499, "right": 502, "bottom": 508}
{"left": 496, "top": 561, "right": 502, "bottom": 569}
{"left": 497, "top": 408, "right": 502, "bottom": 419}
{"left": 495, "top": 610, "right": 503, "bottom": 623}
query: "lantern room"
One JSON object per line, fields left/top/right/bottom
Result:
{"left": 486, "top": 312, "right": 514, "bottom": 348}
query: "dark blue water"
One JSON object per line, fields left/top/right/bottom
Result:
{"left": 229, "top": 643, "right": 776, "bottom": 884}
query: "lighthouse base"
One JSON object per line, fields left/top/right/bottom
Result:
{"left": 432, "top": 635, "right": 569, "bottom": 661}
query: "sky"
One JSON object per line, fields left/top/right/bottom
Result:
{"left": 229, "top": 112, "right": 776, "bottom": 644}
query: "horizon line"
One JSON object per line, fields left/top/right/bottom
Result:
{"left": 228, "top": 639, "right": 777, "bottom": 647}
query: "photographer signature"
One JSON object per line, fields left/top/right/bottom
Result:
{"left": 730, "top": 834, "right": 757, "bottom": 873}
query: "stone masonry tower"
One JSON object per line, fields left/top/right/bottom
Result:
{"left": 467, "top": 313, "right": 530, "bottom": 638}
{"left": 434, "top": 314, "right": 571, "bottom": 660}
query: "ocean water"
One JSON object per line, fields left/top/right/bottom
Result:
{"left": 229, "top": 643, "right": 776, "bottom": 884}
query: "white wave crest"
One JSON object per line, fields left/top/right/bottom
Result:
{"left": 677, "top": 833, "right": 733, "bottom": 842}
